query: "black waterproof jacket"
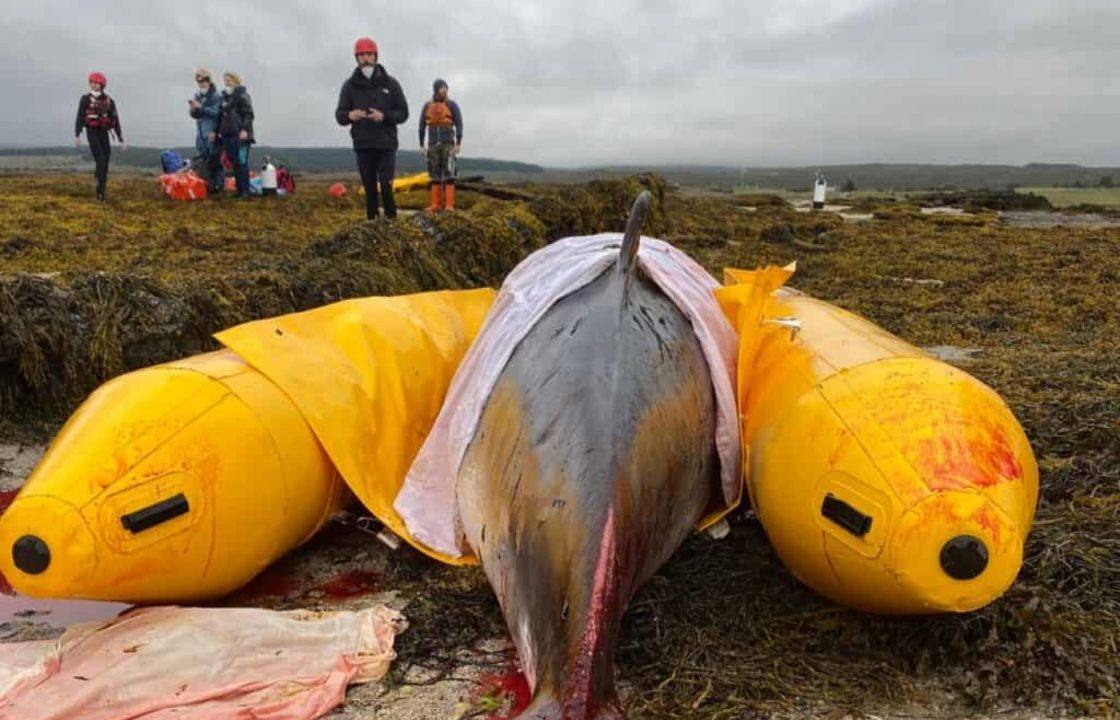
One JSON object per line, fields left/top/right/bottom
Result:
{"left": 335, "top": 65, "right": 409, "bottom": 150}
{"left": 218, "top": 85, "right": 255, "bottom": 142}
{"left": 75, "top": 93, "right": 124, "bottom": 141}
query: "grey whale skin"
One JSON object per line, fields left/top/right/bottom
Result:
{"left": 456, "top": 193, "right": 720, "bottom": 720}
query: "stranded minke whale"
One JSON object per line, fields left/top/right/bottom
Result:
{"left": 456, "top": 192, "right": 720, "bottom": 719}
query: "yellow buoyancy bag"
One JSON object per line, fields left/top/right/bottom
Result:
{"left": 0, "top": 349, "right": 347, "bottom": 603}
{"left": 716, "top": 266, "right": 1038, "bottom": 614}
{"left": 215, "top": 288, "right": 496, "bottom": 566}
{"left": 0, "top": 288, "right": 496, "bottom": 602}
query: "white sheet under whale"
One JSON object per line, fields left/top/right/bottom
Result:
{"left": 395, "top": 233, "right": 741, "bottom": 559}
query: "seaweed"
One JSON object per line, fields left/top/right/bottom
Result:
{"left": 1, "top": 172, "right": 1117, "bottom": 718}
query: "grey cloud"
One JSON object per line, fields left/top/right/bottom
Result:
{"left": 0, "top": 0, "right": 1115, "bottom": 167}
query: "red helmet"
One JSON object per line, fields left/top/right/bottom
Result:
{"left": 353, "top": 37, "right": 378, "bottom": 56}
{"left": 88, "top": 72, "right": 107, "bottom": 88}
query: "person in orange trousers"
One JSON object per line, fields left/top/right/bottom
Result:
{"left": 419, "top": 79, "right": 462, "bottom": 212}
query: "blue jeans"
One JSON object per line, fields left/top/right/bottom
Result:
{"left": 222, "top": 135, "right": 250, "bottom": 196}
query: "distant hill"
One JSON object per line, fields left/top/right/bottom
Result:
{"left": 579, "top": 163, "right": 1120, "bottom": 191}
{"left": 0, "top": 146, "right": 544, "bottom": 175}
{"left": 1, "top": 147, "right": 1115, "bottom": 190}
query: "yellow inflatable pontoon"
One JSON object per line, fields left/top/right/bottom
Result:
{"left": 716, "top": 265, "right": 1038, "bottom": 614}
{"left": 0, "top": 288, "right": 495, "bottom": 603}
{"left": 391, "top": 172, "right": 430, "bottom": 192}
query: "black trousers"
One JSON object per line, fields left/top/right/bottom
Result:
{"left": 87, "top": 128, "right": 111, "bottom": 195}
{"left": 354, "top": 149, "right": 397, "bottom": 219}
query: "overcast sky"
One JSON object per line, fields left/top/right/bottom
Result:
{"left": 1, "top": 0, "right": 1116, "bottom": 167}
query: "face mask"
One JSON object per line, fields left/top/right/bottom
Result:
{"left": 360, "top": 66, "right": 374, "bottom": 79}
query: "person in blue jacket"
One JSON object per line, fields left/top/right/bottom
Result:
{"left": 188, "top": 68, "right": 223, "bottom": 192}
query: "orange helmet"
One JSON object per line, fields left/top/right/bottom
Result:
{"left": 88, "top": 72, "right": 107, "bottom": 88}
{"left": 353, "top": 37, "right": 378, "bottom": 56}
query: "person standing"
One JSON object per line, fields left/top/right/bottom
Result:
{"left": 335, "top": 37, "right": 409, "bottom": 220}
{"left": 218, "top": 71, "right": 255, "bottom": 198}
{"left": 188, "top": 68, "right": 223, "bottom": 193}
{"left": 74, "top": 72, "right": 125, "bottom": 201}
{"left": 419, "top": 79, "right": 463, "bottom": 212}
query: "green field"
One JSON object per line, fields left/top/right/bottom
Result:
{"left": 1018, "top": 186, "right": 1120, "bottom": 208}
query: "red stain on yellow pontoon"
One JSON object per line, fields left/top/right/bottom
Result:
{"left": 913, "top": 422, "right": 1023, "bottom": 492}
{"left": 972, "top": 504, "right": 1004, "bottom": 549}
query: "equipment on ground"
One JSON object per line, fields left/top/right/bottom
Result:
{"left": 716, "top": 265, "right": 1038, "bottom": 614}
{"left": 260, "top": 158, "right": 278, "bottom": 196}
{"left": 0, "top": 290, "right": 496, "bottom": 602}
{"left": 160, "top": 150, "right": 185, "bottom": 174}
{"left": 158, "top": 171, "right": 207, "bottom": 201}
{"left": 392, "top": 171, "right": 429, "bottom": 192}
{"left": 813, "top": 171, "right": 827, "bottom": 209}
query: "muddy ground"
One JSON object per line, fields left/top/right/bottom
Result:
{"left": 0, "top": 173, "right": 1117, "bottom": 719}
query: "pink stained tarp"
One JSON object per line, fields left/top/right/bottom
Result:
{"left": 395, "top": 233, "right": 741, "bottom": 559}
{"left": 0, "top": 604, "right": 405, "bottom": 720}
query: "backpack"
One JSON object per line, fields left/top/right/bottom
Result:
{"left": 160, "top": 150, "right": 185, "bottom": 174}
{"left": 276, "top": 166, "right": 296, "bottom": 194}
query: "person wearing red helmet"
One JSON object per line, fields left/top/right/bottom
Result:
{"left": 74, "top": 72, "right": 125, "bottom": 201}
{"left": 335, "top": 37, "right": 409, "bottom": 220}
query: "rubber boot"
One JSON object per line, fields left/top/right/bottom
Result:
{"left": 443, "top": 183, "right": 456, "bottom": 212}
{"left": 425, "top": 184, "right": 443, "bottom": 213}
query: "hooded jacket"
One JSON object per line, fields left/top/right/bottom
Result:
{"left": 335, "top": 65, "right": 409, "bottom": 151}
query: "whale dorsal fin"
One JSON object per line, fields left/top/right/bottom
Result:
{"left": 619, "top": 190, "right": 652, "bottom": 298}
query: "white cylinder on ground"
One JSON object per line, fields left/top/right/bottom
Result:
{"left": 813, "top": 178, "right": 827, "bottom": 209}
{"left": 261, "top": 163, "right": 278, "bottom": 196}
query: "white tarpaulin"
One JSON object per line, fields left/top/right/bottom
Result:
{"left": 396, "top": 233, "right": 741, "bottom": 558}
{"left": 0, "top": 605, "right": 404, "bottom": 720}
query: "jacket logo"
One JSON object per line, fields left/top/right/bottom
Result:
{"left": 381, "top": 88, "right": 390, "bottom": 94}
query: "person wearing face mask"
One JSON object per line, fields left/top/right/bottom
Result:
{"left": 74, "top": 72, "right": 125, "bottom": 201}
{"left": 419, "top": 78, "right": 463, "bottom": 212}
{"left": 188, "top": 68, "right": 223, "bottom": 193}
{"left": 218, "top": 71, "right": 255, "bottom": 198}
{"left": 334, "top": 37, "right": 409, "bottom": 220}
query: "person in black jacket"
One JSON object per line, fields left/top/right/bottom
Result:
{"left": 74, "top": 72, "right": 125, "bottom": 201}
{"left": 335, "top": 37, "right": 409, "bottom": 220}
{"left": 218, "top": 71, "right": 255, "bottom": 198}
